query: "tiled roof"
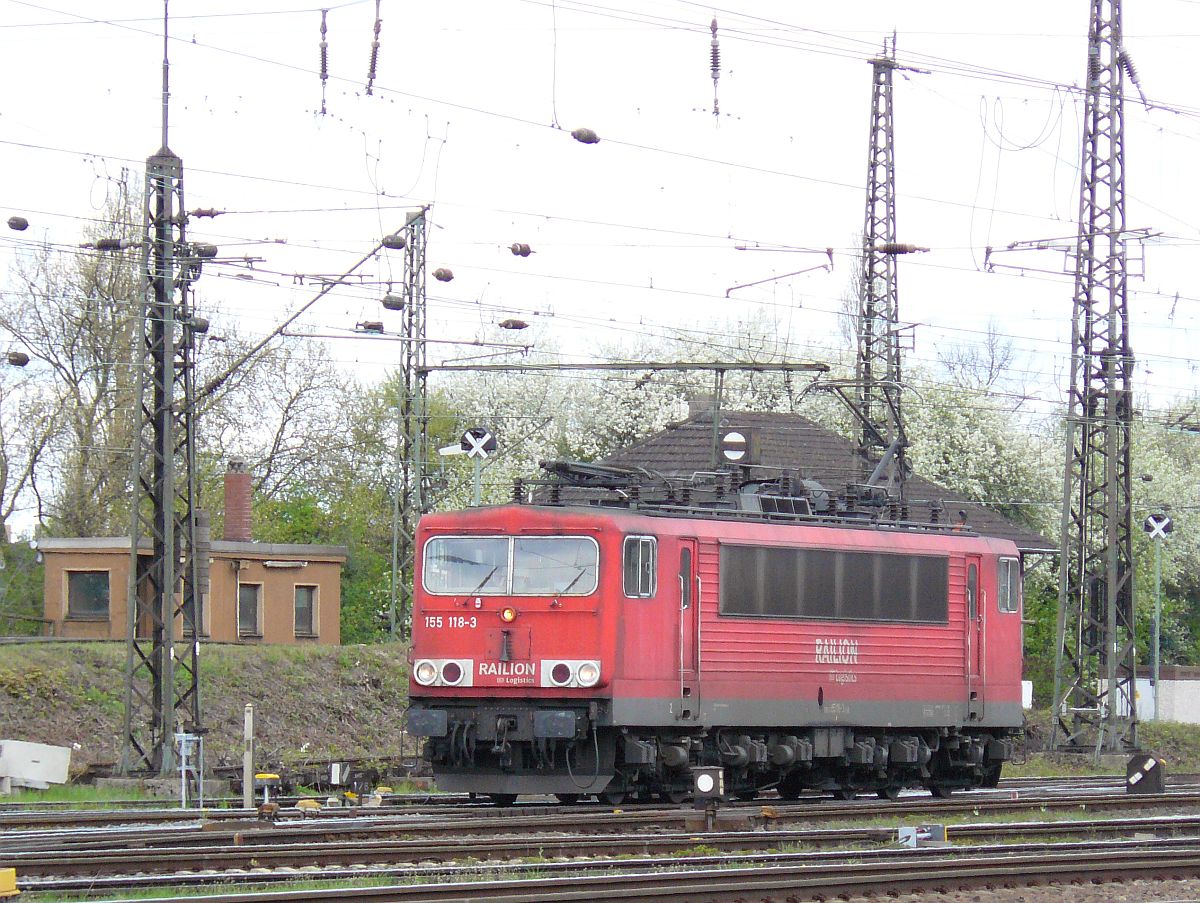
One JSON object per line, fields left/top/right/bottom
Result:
{"left": 594, "top": 410, "right": 1055, "bottom": 553}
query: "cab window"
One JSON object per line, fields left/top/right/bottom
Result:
{"left": 423, "top": 535, "right": 598, "bottom": 596}
{"left": 998, "top": 557, "right": 1021, "bottom": 613}
{"left": 623, "top": 535, "right": 657, "bottom": 598}
{"left": 423, "top": 536, "right": 508, "bottom": 595}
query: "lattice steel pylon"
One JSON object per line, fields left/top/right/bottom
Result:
{"left": 120, "top": 4, "right": 207, "bottom": 776}
{"left": 389, "top": 207, "right": 429, "bottom": 639}
{"left": 856, "top": 37, "right": 908, "bottom": 500}
{"left": 119, "top": 144, "right": 206, "bottom": 776}
{"left": 1051, "top": 0, "right": 1138, "bottom": 756}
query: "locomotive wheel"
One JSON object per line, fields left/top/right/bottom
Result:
{"left": 657, "top": 788, "right": 688, "bottom": 804}
{"left": 600, "top": 789, "right": 626, "bottom": 806}
{"left": 876, "top": 786, "right": 900, "bottom": 801}
{"left": 929, "top": 784, "right": 954, "bottom": 799}
{"left": 834, "top": 787, "right": 857, "bottom": 800}
{"left": 488, "top": 793, "right": 518, "bottom": 807}
{"left": 734, "top": 789, "right": 758, "bottom": 802}
{"left": 554, "top": 793, "right": 581, "bottom": 804}
{"left": 981, "top": 763, "right": 1002, "bottom": 788}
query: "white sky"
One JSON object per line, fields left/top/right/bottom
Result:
{"left": 3, "top": 0, "right": 1200, "bottom": 417}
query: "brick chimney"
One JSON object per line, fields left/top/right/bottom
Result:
{"left": 223, "top": 458, "right": 252, "bottom": 542}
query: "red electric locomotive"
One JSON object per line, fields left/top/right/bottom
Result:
{"left": 406, "top": 462, "right": 1023, "bottom": 804}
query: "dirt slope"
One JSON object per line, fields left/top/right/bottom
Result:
{"left": 0, "top": 642, "right": 412, "bottom": 774}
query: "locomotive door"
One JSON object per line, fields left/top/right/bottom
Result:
{"left": 678, "top": 539, "right": 700, "bottom": 720}
{"left": 965, "top": 556, "right": 984, "bottom": 720}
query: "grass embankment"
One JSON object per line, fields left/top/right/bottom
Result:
{"left": 0, "top": 642, "right": 413, "bottom": 775}
{"left": 1013, "top": 709, "right": 1200, "bottom": 775}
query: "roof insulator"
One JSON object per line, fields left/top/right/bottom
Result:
{"left": 7, "top": 216, "right": 29, "bottom": 231}
{"left": 510, "top": 243, "right": 532, "bottom": 257}
{"left": 433, "top": 267, "right": 454, "bottom": 282}
{"left": 94, "top": 238, "right": 131, "bottom": 252}
{"left": 357, "top": 320, "right": 385, "bottom": 334}
{"left": 382, "top": 233, "right": 407, "bottom": 250}
{"left": 382, "top": 293, "right": 404, "bottom": 311}
{"left": 6, "top": 351, "right": 30, "bottom": 367}
{"left": 499, "top": 318, "right": 529, "bottom": 330}
{"left": 192, "top": 242, "right": 219, "bottom": 259}
{"left": 571, "top": 127, "right": 600, "bottom": 145}
{"left": 875, "top": 242, "right": 928, "bottom": 255}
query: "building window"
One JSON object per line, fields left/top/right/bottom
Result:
{"left": 295, "top": 585, "right": 317, "bottom": 637}
{"left": 622, "top": 536, "right": 657, "bottom": 598}
{"left": 998, "top": 558, "right": 1021, "bottom": 613}
{"left": 67, "top": 570, "right": 110, "bottom": 619}
{"left": 238, "top": 583, "right": 262, "bottom": 637}
{"left": 183, "top": 592, "right": 206, "bottom": 637}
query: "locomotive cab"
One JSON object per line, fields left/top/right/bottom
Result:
{"left": 406, "top": 507, "right": 632, "bottom": 801}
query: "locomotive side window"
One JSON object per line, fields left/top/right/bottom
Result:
{"left": 424, "top": 537, "right": 509, "bottom": 594}
{"left": 967, "top": 564, "right": 978, "bottom": 619}
{"left": 997, "top": 557, "right": 1021, "bottom": 612}
{"left": 623, "top": 535, "right": 657, "bottom": 598}
{"left": 512, "top": 537, "right": 598, "bottom": 595}
{"left": 718, "top": 545, "right": 948, "bottom": 623}
{"left": 423, "top": 536, "right": 598, "bottom": 596}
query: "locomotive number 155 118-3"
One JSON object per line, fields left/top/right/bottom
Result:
{"left": 423, "top": 616, "right": 478, "bottom": 629}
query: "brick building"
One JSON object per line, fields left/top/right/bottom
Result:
{"left": 40, "top": 460, "right": 347, "bottom": 644}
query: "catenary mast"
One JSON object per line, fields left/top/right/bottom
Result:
{"left": 120, "top": 1, "right": 208, "bottom": 775}
{"left": 1051, "top": 0, "right": 1138, "bottom": 756}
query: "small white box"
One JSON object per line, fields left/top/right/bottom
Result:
{"left": 0, "top": 740, "right": 72, "bottom": 789}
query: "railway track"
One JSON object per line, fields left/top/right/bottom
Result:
{"left": 15, "top": 830, "right": 1200, "bottom": 900}
{"left": 7, "top": 786, "right": 1200, "bottom": 855}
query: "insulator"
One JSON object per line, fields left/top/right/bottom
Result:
{"left": 381, "top": 233, "right": 407, "bottom": 250}
{"left": 510, "top": 242, "right": 531, "bottom": 257}
{"left": 6, "top": 351, "right": 30, "bottom": 367}
{"left": 571, "top": 127, "right": 600, "bottom": 145}
{"left": 320, "top": 8, "right": 329, "bottom": 76}
{"left": 94, "top": 238, "right": 128, "bottom": 251}
{"left": 875, "top": 242, "right": 928, "bottom": 254}
{"left": 382, "top": 293, "right": 404, "bottom": 311}
{"left": 191, "top": 242, "right": 219, "bottom": 259}
{"left": 433, "top": 267, "right": 454, "bottom": 282}
{"left": 499, "top": 318, "right": 529, "bottom": 330}
{"left": 7, "top": 216, "right": 29, "bottom": 231}
{"left": 189, "top": 208, "right": 221, "bottom": 218}
{"left": 366, "top": 41, "right": 379, "bottom": 94}
{"left": 357, "top": 320, "right": 384, "bottom": 333}
{"left": 188, "top": 316, "right": 210, "bottom": 334}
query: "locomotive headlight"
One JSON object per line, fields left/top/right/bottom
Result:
{"left": 550, "top": 662, "right": 573, "bottom": 686}
{"left": 440, "top": 661, "right": 464, "bottom": 686}
{"left": 414, "top": 660, "right": 438, "bottom": 686}
{"left": 500, "top": 607, "right": 518, "bottom": 623}
{"left": 576, "top": 661, "right": 601, "bottom": 687}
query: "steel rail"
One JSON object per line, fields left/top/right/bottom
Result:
{"left": 20, "top": 840, "right": 1200, "bottom": 902}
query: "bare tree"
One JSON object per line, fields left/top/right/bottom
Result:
{"left": 3, "top": 188, "right": 141, "bottom": 535}
{"left": 0, "top": 363, "right": 56, "bottom": 538}
{"left": 937, "top": 318, "right": 1021, "bottom": 398}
